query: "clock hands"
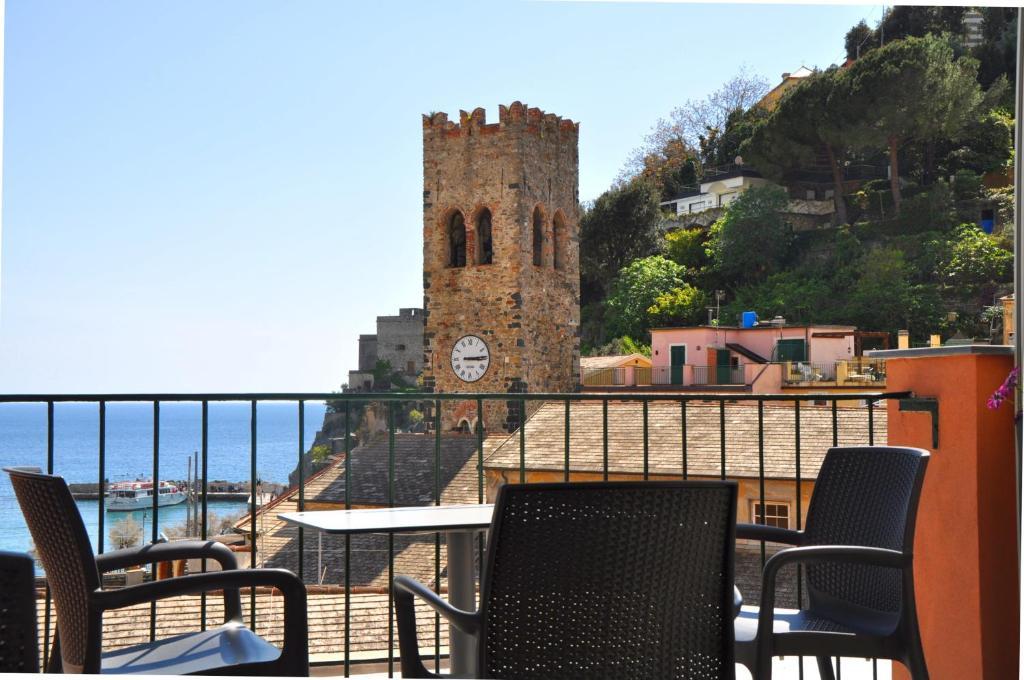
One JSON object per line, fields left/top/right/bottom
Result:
{"left": 462, "top": 355, "right": 488, "bottom": 361}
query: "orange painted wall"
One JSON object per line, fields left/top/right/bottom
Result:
{"left": 886, "top": 352, "right": 1018, "bottom": 680}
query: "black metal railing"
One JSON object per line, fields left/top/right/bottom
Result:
{"left": 3, "top": 390, "right": 907, "bottom": 678}
{"left": 582, "top": 365, "right": 747, "bottom": 387}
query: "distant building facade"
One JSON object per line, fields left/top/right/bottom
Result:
{"left": 347, "top": 308, "right": 424, "bottom": 391}
{"left": 757, "top": 65, "right": 813, "bottom": 112}
{"left": 660, "top": 166, "right": 772, "bottom": 218}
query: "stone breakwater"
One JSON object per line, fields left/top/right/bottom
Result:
{"left": 67, "top": 480, "right": 287, "bottom": 500}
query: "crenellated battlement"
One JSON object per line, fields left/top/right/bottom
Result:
{"left": 422, "top": 101, "right": 579, "bottom": 137}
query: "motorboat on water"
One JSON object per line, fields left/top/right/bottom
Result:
{"left": 106, "top": 480, "right": 187, "bottom": 511}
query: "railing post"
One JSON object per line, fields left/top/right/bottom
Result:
{"left": 874, "top": 346, "right": 1018, "bottom": 680}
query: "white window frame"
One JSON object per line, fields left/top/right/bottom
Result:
{"left": 751, "top": 500, "right": 791, "bottom": 529}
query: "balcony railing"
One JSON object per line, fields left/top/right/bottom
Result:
{"left": 781, "top": 358, "right": 887, "bottom": 387}
{"left": 582, "top": 364, "right": 748, "bottom": 388}
{"left": 6, "top": 390, "right": 905, "bottom": 676}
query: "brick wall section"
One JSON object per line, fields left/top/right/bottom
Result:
{"left": 421, "top": 103, "right": 581, "bottom": 432}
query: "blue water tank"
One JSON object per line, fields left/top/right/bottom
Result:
{"left": 741, "top": 311, "right": 758, "bottom": 328}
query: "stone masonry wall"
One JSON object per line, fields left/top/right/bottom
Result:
{"left": 376, "top": 308, "right": 425, "bottom": 380}
{"left": 422, "top": 103, "right": 580, "bottom": 433}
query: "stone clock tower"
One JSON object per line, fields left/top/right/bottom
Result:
{"left": 421, "top": 102, "right": 580, "bottom": 433}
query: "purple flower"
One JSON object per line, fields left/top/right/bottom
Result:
{"left": 988, "top": 367, "right": 1020, "bottom": 411}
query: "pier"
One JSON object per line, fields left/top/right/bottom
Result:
{"left": 68, "top": 481, "right": 286, "bottom": 502}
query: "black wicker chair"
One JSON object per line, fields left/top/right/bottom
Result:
{"left": 734, "top": 446, "right": 930, "bottom": 680}
{"left": 0, "top": 550, "right": 39, "bottom": 673}
{"left": 5, "top": 467, "right": 309, "bottom": 676}
{"left": 395, "top": 481, "right": 738, "bottom": 679}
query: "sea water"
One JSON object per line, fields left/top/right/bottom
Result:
{"left": 0, "top": 400, "right": 326, "bottom": 554}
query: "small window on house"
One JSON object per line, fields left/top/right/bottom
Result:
{"left": 477, "top": 209, "right": 493, "bottom": 265}
{"left": 395, "top": 344, "right": 406, "bottom": 351}
{"left": 447, "top": 212, "right": 466, "bottom": 267}
{"left": 553, "top": 212, "right": 567, "bottom": 271}
{"left": 752, "top": 501, "right": 790, "bottom": 529}
{"left": 532, "top": 207, "right": 544, "bottom": 266}
{"left": 407, "top": 360, "right": 416, "bottom": 374}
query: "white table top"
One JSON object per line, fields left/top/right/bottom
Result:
{"left": 278, "top": 503, "right": 495, "bottom": 535}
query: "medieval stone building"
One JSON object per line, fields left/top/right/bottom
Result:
{"left": 421, "top": 103, "right": 581, "bottom": 432}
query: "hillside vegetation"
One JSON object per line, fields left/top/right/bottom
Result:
{"left": 581, "top": 8, "right": 1016, "bottom": 354}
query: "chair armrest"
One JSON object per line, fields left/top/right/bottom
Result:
{"left": 92, "top": 567, "right": 303, "bottom": 609}
{"left": 393, "top": 575, "right": 481, "bottom": 679}
{"left": 756, "top": 545, "right": 910, "bottom": 644}
{"left": 96, "top": 540, "right": 239, "bottom": 573}
{"left": 736, "top": 523, "right": 805, "bottom": 545}
{"left": 93, "top": 568, "right": 307, "bottom": 674}
{"left": 394, "top": 575, "right": 480, "bottom": 634}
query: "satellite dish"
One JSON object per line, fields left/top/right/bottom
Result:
{"left": 734, "top": 155, "right": 744, "bottom": 166}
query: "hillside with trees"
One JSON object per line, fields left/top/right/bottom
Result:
{"left": 581, "top": 9, "right": 1015, "bottom": 354}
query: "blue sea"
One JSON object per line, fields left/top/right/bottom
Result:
{"left": 0, "top": 401, "right": 326, "bottom": 554}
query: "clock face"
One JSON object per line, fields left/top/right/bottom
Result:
{"left": 450, "top": 335, "right": 490, "bottom": 383}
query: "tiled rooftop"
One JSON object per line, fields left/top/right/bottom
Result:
{"left": 236, "top": 433, "right": 482, "bottom": 588}
{"left": 484, "top": 400, "right": 887, "bottom": 480}
{"left": 36, "top": 589, "right": 448, "bottom": 665}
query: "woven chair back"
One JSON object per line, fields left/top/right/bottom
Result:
{"left": 6, "top": 469, "right": 101, "bottom": 672}
{"left": 0, "top": 551, "right": 39, "bottom": 672}
{"left": 479, "top": 481, "right": 737, "bottom": 680}
{"left": 803, "top": 446, "right": 929, "bottom": 614}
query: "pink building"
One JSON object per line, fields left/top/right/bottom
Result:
{"left": 640, "top": 323, "right": 886, "bottom": 393}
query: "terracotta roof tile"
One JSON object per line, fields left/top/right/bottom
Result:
{"left": 238, "top": 433, "right": 483, "bottom": 588}
{"left": 483, "top": 401, "right": 887, "bottom": 480}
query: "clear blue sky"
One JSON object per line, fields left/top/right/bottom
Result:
{"left": 0, "top": 1, "right": 875, "bottom": 393}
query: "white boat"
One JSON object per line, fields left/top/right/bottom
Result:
{"left": 106, "top": 480, "right": 187, "bottom": 511}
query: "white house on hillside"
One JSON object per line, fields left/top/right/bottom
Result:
{"left": 660, "top": 165, "right": 772, "bottom": 216}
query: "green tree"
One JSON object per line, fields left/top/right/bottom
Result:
{"left": 937, "top": 224, "right": 1013, "bottom": 295}
{"left": 743, "top": 68, "right": 853, "bottom": 224}
{"left": 310, "top": 444, "right": 332, "bottom": 464}
{"left": 664, "top": 227, "right": 709, "bottom": 273}
{"left": 579, "top": 179, "right": 662, "bottom": 302}
{"left": 843, "top": 35, "right": 982, "bottom": 208}
{"left": 896, "top": 181, "right": 956, "bottom": 233}
{"left": 647, "top": 283, "right": 709, "bottom": 328}
{"left": 588, "top": 336, "right": 651, "bottom": 357}
{"left": 974, "top": 8, "right": 1017, "bottom": 89}
{"left": 632, "top": 138, "right": 699, "bottom": 202}
{"left": 842, "top": 248, "right": 943, "bottom": 335}
{"left": 877, "top": 6, "right": 967, "bottom": 46}
{"left": 707, "top": 185, "right": 791, "bottom": 283}
{"left": 845, "top": 20, "right": 874, "bottom": 60}
{"left": 605, "top": 256, "right": 689, "bottom": 340}
{"left": 698, "top": 106, "right": 769, "bottom": 168}
{"left": 947, "top": 107, "right": 1014, "bottom": 175}
{"left": 725, "top": 271, "right": 836, "bottom": 325}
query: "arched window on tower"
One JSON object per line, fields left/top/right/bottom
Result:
{"left": 553, "top": 211, "right": 567, "bottom": 271}
{"left": 448, "top": 211, "right": 466, "bottom": 267}
{"left": 476, "top": 209, "right": 493, "bottom": 265}
{"left": 532, "top": 207, "right": 543, "bottom": 267}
